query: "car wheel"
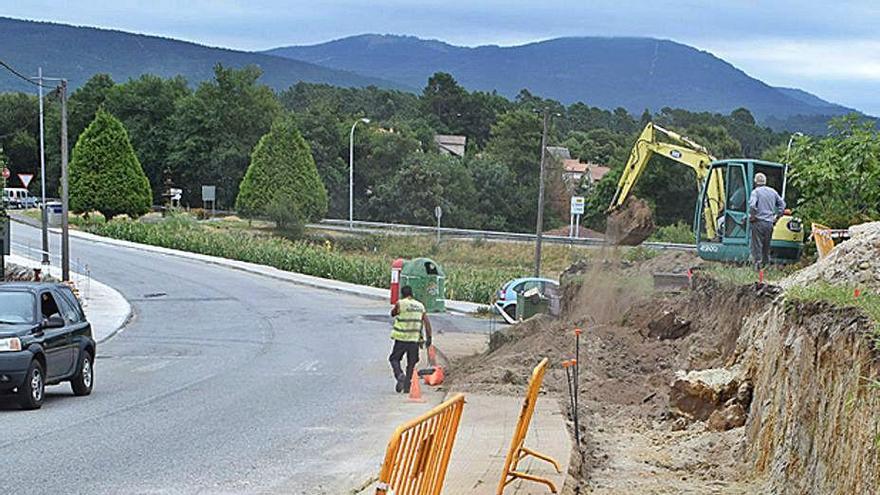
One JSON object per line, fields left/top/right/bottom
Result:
{"left": 71, "top": 350, "right": 94, "bottom": 396}
{"left": 18, "top": 359, "right": 45, "bottom": 410}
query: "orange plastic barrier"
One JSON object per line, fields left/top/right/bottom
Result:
{"left": 376, "top": 393, "right": 465, "bottom": 495}
{"left": 497, "top": 358, "right": 561, "bottom": 494}
{"left": 811, "top": 222, "right": 850, "bottom": 259}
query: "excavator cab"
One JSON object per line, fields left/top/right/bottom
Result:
{"left": 694, "top": 160, "right": 804, "bottom": 263}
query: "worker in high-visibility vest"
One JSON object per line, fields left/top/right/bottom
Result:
{"left": 389, "top": 285, "right": 433, "bottom": 393}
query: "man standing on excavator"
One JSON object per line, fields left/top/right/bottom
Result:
{"left": 389, "top": 285, "right": 433, "bottom": 394}
{"left": 749, "top": 172, "right": 785, "bottom": 270}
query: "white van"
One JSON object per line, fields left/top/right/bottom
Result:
{"left": 3, "top": 188, "right": 37, "bottom": 209}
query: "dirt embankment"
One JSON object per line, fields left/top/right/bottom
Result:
{"left": 736, "top": 299, "right": 880, "bottom": 494}
{"left": 451, "top": 246, "right": 880, "bottom": 493}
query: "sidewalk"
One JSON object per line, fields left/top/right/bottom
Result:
{"left": 445, "top": 394, "right": 571, "bottom": 494}
{"left": 383, "top": 332, "right": 572, "bottom": 494}
{"left": 60, "top": 228, "right": 488, "bottom": 315}
{"left": 7, "top": 253, "right": 131, "bottom": 343}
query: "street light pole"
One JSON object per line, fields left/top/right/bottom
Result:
{"left": 534, "top": 109, "right": 550, "bottom": 278}
{"left": 783, "top": 132, "right": 803, "bottom": 201}
{"left": 349, "top": 118, "right": 370, "bottom": 229}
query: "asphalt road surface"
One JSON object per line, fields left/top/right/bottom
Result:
{"left": 1, "top": 221, "right": 489, "bottom": 495}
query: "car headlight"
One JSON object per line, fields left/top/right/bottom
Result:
{"left": 0, "top": 337, "right": 22, "bottom": 352}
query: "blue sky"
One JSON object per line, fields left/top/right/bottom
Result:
{"left": 6, "top": 1, "right": 879, "bottom": 114}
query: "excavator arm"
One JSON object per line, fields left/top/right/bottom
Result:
{"left": 608, "top": 123, "right": 724, "bottom": 240}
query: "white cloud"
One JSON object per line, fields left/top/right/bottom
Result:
{"left": 703, "top": 39, "right": 880, "bottom": 81}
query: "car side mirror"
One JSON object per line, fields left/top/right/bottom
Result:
{"left": 42, "top": 316, "right": 65, "bottom": 329}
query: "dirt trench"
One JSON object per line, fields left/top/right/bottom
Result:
{"left": 450, "top": 252, "right": 880, "bottom": 494}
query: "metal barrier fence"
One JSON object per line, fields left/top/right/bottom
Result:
{"left": 376, "top": 393, "right": 466, "bottom": 495}
{"left": 497, "top": 358, "right": 561, "bottom": 494}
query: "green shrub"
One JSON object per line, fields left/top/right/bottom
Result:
{"left": 69, "top": 109, "right": 152, "bottom": 219}
{"left": 236, "top": 115, "right": 328, "bottom": 230}
{"left": 649, "top": 221, "right": 695, "bottom": 244}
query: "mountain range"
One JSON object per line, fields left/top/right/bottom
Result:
{"left": 0, "top": 17, "right": 865, "bottom": 128}
{"left": 267, "top": 34, "right": 860, "bottom": 122}
{"left": 0, "top": 17, "right": 404, "bottom": 94}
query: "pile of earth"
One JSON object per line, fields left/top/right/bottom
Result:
{"left": 782, "top": 221, "right": 880, "bottom": 291}
{"left": 5, "top": 263, "right": 57, "bottom": 282}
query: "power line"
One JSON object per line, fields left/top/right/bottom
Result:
{"left": 0, "top": 59, "right": 49, "bottom": 88}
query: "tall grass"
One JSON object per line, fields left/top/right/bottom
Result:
{"left": 84, "top": 217, "right": 530, "bottom": 304}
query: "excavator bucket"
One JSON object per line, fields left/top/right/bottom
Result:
{"left": 606, "top": 197, "right": 656, "bottom": 245}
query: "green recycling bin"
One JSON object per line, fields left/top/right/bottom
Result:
{"left": 400, "top": 257, "right": 446, "bottom": 313}
{"left": 515, "top": 287, "right": 549, "bottom": 321}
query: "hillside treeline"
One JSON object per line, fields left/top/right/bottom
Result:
{"left": 0, "top": 64, "right": 817, "bottom": 232}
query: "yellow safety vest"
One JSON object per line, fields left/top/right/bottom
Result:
{"left": 391, "top": 297, "right": 425, "bottom": 342}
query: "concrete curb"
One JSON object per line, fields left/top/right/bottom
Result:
{"left": 6, "top": 253, "right": 132, "bottom": 344}
{"left": 57, "top": 227, "right": 489, "bottom": 315}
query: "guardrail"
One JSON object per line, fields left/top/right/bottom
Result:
{"left": 312, "top": 219, "right": 696, "bottom": 252}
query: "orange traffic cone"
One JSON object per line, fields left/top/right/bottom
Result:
{"left": 408, "top": 372, "right": 425, "bottom": 402}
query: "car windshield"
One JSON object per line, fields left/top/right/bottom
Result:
{"left": 0, "top": 292, "right": 35, "bottom": 324}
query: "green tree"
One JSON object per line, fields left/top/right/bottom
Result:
{"left": 236, "top": 115, "right": 328, "bottom": 230}
{"left": 788, "top": 116, "right": 880, "bottom": 227}
{"left": 168, "top": 65, "right": 282, "bottom": 206}
{"left": 69, "top": 109, "right": 152, "bottom": 219}
{"left": 104, "top": 75, "right": 190, "bottom": 201}
{"left": 69, "top": 74, "right": 115, "bottom": 141}
{"left": 368, "top": 152, "right": 479, "bottom": 228}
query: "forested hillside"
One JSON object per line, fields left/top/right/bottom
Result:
{"left": 267, "top": 34, "right": 863, "bottom": 129}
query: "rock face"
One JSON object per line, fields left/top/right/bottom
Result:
{"left": 707, "top": 403, "right": 747, "bottom": 431}
{"left": 736, "top": 299, "right": 880, "bottom": 494}
{"left": 669, "top": 367, "right": 742, "bottom": 421}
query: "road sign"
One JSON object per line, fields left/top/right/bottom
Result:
{"left": 1, "top": 168, "right": 9, "bottom": 180}
{"left": 434, "top": 206, "right": 443, "bottom": 219}
{"left": 570, "top": 196, "right": 585, "bottom": 215}
{"left": 17, "top": 173, "right": 33, "bottom": 188}
{"left": 201, "top": 185, "right": 216, "bottom": 202}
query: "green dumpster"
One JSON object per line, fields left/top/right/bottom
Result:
{"left": 515, "top": 287, "right": 549, "bottom": 321}
{"left": 400, "top": 257, "right": 446, "bottom": 313}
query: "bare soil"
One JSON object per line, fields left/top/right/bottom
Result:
{"left": 449, "top": 251, "right": 771, "bottom": 493}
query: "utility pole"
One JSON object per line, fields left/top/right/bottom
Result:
{"left": 534, "top": 109, "right": 550, "bottom": 277}
{"left": 36, "top": 67, "right": 49, "bottom": 264}
{"left": 59, "top": 80, "right": 70, "bottom": 281}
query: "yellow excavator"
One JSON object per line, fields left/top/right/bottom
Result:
{"left": 607, "top": 122, "right": 804, "bottom": 263}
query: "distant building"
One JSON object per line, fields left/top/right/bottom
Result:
{"left": 562, "top": 159, "right": 610, "bottom": 186}
{"left": 434, "top": 134, "right": 467, "bottom": 157}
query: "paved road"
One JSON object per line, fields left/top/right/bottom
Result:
{"left": 1, "top": 222, "right": 489, "bottom": 495}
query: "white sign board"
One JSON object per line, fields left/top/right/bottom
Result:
{"left": 17, "top": 173, "right": 33, "bottom": 188}
{"left": 201, "top": 185, "right": 216, "bottom": 202}
{"left": 570, "top": 196, "right": 585, "bottom": 215}
{"left": 434, "top": 206, "right": 443, "bottom": 219}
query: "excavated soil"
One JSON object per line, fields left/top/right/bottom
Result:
{"left": 605, "top": 197, "right": 656, "bottom": 245}
{"left": 450, "top": 252, "right": 773, "bottom": 493}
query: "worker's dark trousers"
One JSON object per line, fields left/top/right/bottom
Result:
{"left": 750, "top": 220, "right": 774, "bottom": 269}
{"left": 389, "top": 340, "right": 420, "bottom": 386}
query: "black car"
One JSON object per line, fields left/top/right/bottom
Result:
{"left": 0, "top": 282, "right": 95, "bottom": 410}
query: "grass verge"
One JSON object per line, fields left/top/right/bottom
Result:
{"left": 72, "top": 213, "right": 592, "bottom": 305}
